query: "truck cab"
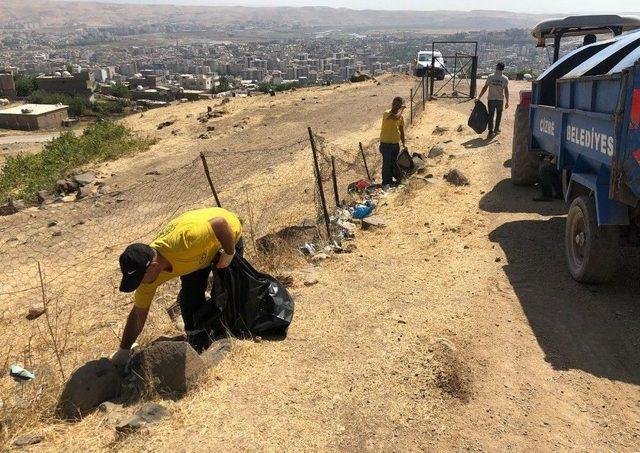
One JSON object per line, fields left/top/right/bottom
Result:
{"left": 415, "top": 51, "right": 446, "bottom": 80}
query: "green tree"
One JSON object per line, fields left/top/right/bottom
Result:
{"left": 216, "top": 76, "right": 230, "bottom": 93}
{"left": 14, "top": 75, "right": 38, "bottom": 97}
{"left": 109, "top": 82, "right": 131, "bottom": 99}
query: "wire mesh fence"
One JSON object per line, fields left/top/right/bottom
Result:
{"left": 0, "top": 125, "right": 383, "bottom": 384}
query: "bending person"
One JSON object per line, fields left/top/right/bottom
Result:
{"left": 112, "top": 207, "right": 243, "bottom": 367}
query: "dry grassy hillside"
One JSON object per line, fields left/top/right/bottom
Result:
{"left": 1, "top": 77, "right": 638, "bottom": 451}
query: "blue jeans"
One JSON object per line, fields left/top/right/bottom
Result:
{"left": 379, "top": 142, "right": 401, "bottom": 186}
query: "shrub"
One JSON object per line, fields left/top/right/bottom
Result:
{"left": 109, "top": 82, "right": 131, "bottom": 99}
{"left": 0, "top": 120, "right": 155, "bottom": 203}
{"left": 14, "top": 74, "right": 38, "bottom": 97}
{"left": 27, "top": 90, "right": 89, "bottom": 117}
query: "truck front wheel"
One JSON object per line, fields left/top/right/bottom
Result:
{"left": 565, "top": 195, "right": 619, "bottom": 283}
{"left": 510, "top": 104, "right": 538, "bottom": 185}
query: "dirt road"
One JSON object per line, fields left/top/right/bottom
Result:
{"left": 3, "top": 78, "right": 639, "bottom": 451}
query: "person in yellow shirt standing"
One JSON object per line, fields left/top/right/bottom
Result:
{"left": 379, "top": 96, "right": 407, "bottom": 188}
{"left": 111, "top": 207, "right": 243, "bottom": 366}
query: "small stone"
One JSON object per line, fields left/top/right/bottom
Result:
{"left": 61, "top": 195, "right": 76, "bottom": 203}
{"left": 26, "top": 306, "right": 45, "bottom": 320}
{"left": 13, "top": 435, "right": 43, "bottom": 446}
{"left": 9, "top": 199, "right": 26, "bottom": 211}
{"left": 311, "top": 253, "right": 329, "bottom": 262}
{"left": 206, "top": 125, "right": 215, "bottom": 131}
{"left": 426, "top": 173, "right": 434, "bottom": 178}
{"left": 56, "top": 179, "right": 79, "bottom": 194}
{"left": 115, "top": 403, "right": 169, "bottom": 436}
{"left": 198, "top": 133, "right": 210, "bottom": 139}
{"left": 456, "top": 124, "right": 464, "bottom": 132}
{"left": 362, "top": 215, "right": 386, "bottom": 229}
{"left": 443, "top": 169, "right": 470, "bottom": 186}
{"left": 76, "top": 185, "right": 94, "bottom": 200}
{"left": 47, "top": 220, "right": 58, "bottom": 227}
{"left": 73, "top": 172, "right": 95, "bottom": 186}
{"left": 432, "top": 125, "right": 449, "bottom": 135}
{"left": 51, "top": 231, "right": 62, "bottom": 237}
{"left": 98, "top": 401, "right": 121, "bottom": 413}
{"left": 37, "top": 190, "right": 53, "bottom": 204}
{"left": 304, "top": 278, "right": 319, "bottom": 286}
{"left": 495, "top": 257, "right": 502, "bottom": 262}
{"left": 428, "top": 144, "right": 445, "bottom": 158}
{"left": 145, "top": 170, "right": 161, "bottom": 176}
{"left": 98, "top": 185, "right": 111, "bottom": 195}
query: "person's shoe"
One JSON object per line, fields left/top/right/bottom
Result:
{"left": 533, "top": 196, "right": 553, "bottom": 202}
{"left": 494, "top": 129, "right": 501, "bottom": 135}
{"left": 486, "top": 131, "right": 495, "bottom": 139}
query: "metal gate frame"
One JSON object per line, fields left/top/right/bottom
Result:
{"left": 428, "top": 41, "right": 478, "bottom": 99}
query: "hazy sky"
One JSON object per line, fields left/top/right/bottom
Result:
{"left": 77, "top": 0, "right": 638, "bottom": 14}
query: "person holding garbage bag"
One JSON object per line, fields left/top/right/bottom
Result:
{"left": 475, "top": 62, "right": 509, "bottom": 139}
{"left": 111, "top": 207, "right": 244, "bottom": 366}
{"left": 379, "top": 96, "right": 407, "bottom": 189}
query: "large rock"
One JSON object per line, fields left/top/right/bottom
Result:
{"left": 56, "top": 358, "right": 122, "bottom": 421}
{"left": 129, "top": 341, "right": 207, "bottom": 398}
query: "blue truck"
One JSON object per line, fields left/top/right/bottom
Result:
{"left": 511, "top": 15, "right": 640, "bottom": 283}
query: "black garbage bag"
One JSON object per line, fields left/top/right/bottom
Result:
{"left": 468, "top": 101, "right": 489, "bottom": 134}
{"left": 396, "top": 148, "right": 415, "bottom": 177}
{"left": 214, "top": 255, "right": 294, "bottom": 338}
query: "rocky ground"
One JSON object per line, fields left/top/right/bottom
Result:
{"left": 1, "top": 76, "right": 639, "bottom": 451}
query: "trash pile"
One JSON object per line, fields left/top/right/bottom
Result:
{"left": 300, "top": 178, "right": 390, "bottom": 260}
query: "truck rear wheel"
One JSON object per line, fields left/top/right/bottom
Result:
{"left": 510, "top": 104, "right": 538, "bottom": 186}
{"left": 565, "top": 195, "right": 619, "bottom": 283}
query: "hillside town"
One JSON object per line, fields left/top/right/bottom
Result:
{"left": 0, "top": 26, "right": 550, "bottom": 108}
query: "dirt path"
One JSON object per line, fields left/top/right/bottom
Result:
{"left": 5, "top": 81, "right": 639, "bottom": 451}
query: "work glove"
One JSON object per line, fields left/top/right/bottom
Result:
{"left": 216, "top": 250, "right": 235, "bottom": 269}
{"left": 110, "top": 343, "right": 138, "bottom": 371}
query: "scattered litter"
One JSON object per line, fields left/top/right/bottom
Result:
{"left": 352, "top": 203, "right": 373, "bottom": 219}
{"left": 9, "top": 364, "right": 35, "bottom": 382}
{"left": 300, "top": 243, "right": 317, "bottom": 256}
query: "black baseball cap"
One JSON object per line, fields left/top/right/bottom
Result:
{"left": 118, "top": 243, "right": 155, "bottom": 293}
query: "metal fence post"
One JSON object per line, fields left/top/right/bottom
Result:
{"left": 410, "top": 88, "right": 413, "bottom": 124}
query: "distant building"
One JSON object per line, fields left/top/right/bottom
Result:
{"left": 37, "top": 71, "right": 95, "bottom": 99}
{"left": 179, "top": 74, "right": 212, "bottom": 91}
{"left": 0, "top": 104, "right": 68, "bottom": 130}
{"left": 0, "top": 72, "right": 17, "bottom": 100}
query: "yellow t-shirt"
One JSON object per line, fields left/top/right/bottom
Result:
{"left": 134, "top": 207, "right": 242, "bottom": 309}
{"left": 380, "top": 110, "right": 404, "bottom": 144}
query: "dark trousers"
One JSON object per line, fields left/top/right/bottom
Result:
{"left": 379, "top": 142, "right": 401, "bottom": 186}
{"left": 179, "top": 238, "right": 244, "bottom": 352}
{"left": 488, "top": 100, "right": 504, "bottom": 133}
{"left": 538, "top": 160, "right": 562, "bottom": 199}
